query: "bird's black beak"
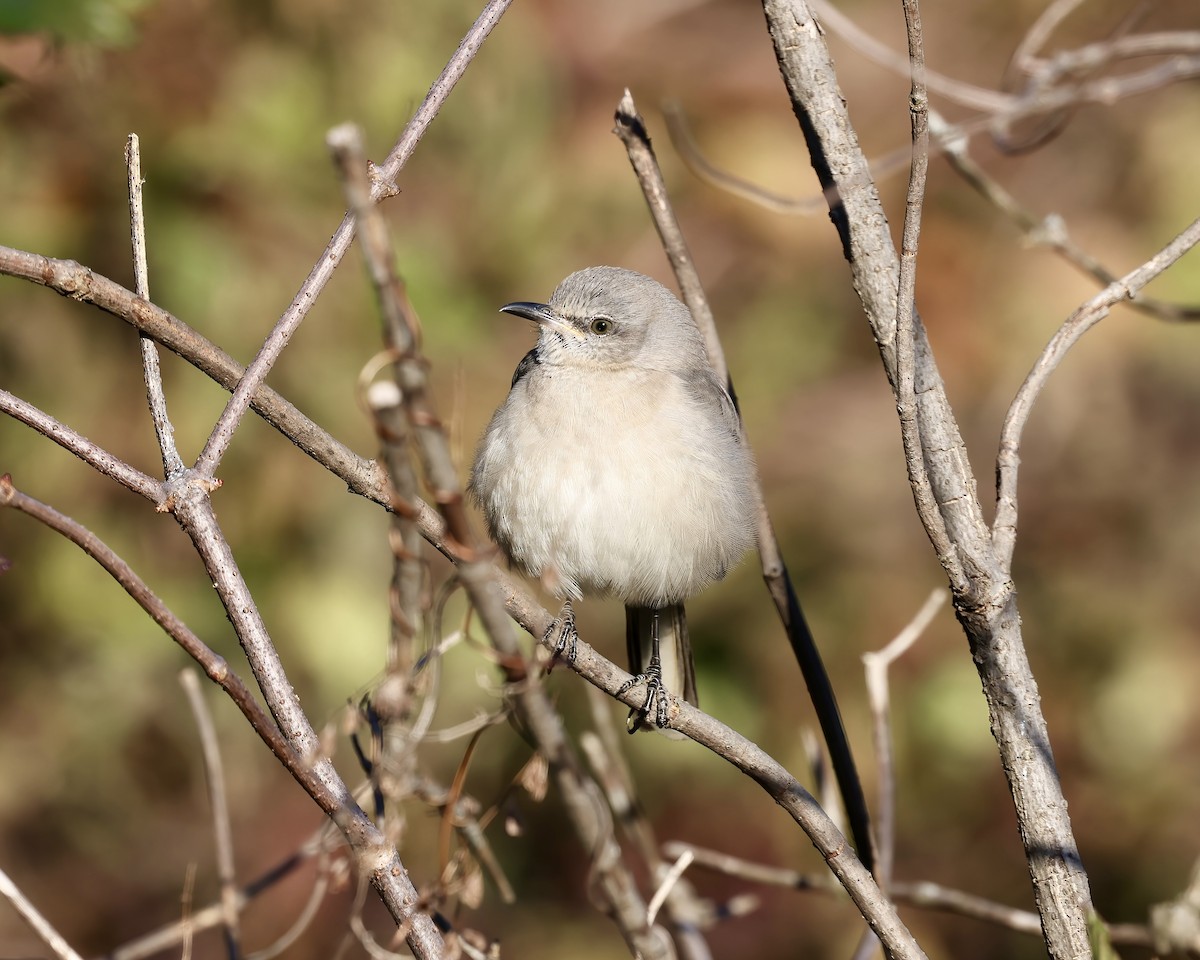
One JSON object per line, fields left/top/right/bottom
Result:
{"left": 499, "top": 301, "right": 584, "bottom": 339}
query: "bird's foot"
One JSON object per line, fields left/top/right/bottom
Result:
{"left": 541, "top": 601, "right": 578, "bottom": 670}
{"left": 617, "top": 659, "right": 670, "bottom": 733}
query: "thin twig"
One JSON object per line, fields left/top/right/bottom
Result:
{"left": 613, "top": 87, "right": 876, "bottom": 880}
{"left": 0, "top": 865, "right": 86, "bottom": 960}
{"left": 646, "top": 851, "right": 695, "bottom": 927}
{"left": 180, "top": 669, "right": 242, "bottom": 960}
{"left": 193, "top": 0, "right": 514, "bottom": 479}
{"left": 862, "top": 590, "right": 947, "bottom": 889}
{"left": 0, "top": 477, "right": 325, "bottom": 805}
{"left": 0, "top": 246, "right": 388, "bottom": 508}
{"left": 849, "top": 585, "right": 950, "bottom": 960}
{"left": 664, "top": 842, "right": 1161, "bottom": 951}
{"left": 894, "top": 0, "right": 958, "bottom": 589}
{"left": 107, "top": 824, "right": 340, "bottom": 960}
{"left": 126, "top": 133, "right": 184, "bottom": 477}
{"left": 0, "top": 476, "right": 441, "bottom": 955}
{"left": 809, "top": 0, "right": 1010, "bottom": 112}
{"left": 992, "top": 216, "right": 1200, "bottom": 569}
{"left": 930, "top": 113, "right": 1200, "bottom": 322}
{"left": 0, "top": 389, "right": 162, "bottom": 502}
{"left": 663, "top": 101, "right": 912, "bottom": 217}
{"left": 581, "top": 690, "right": 713, "bottom": 960}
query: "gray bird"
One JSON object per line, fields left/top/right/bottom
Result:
{"left": 469, "top": 266, "right": 757, "bottom": 733}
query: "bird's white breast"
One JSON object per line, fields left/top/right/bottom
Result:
{"left": 472, "top": 364, "right": 755, "bottom": 606}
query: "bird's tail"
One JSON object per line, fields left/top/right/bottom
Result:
{"left": 625, "top": 603, "right": 698, "bottom": 726}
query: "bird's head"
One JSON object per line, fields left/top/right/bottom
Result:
{"left": 500, "top": 266, "right": 706, "bottom": 372}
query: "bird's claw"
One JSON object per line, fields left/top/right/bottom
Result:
{"left": 542, "top": 602, "right": 578, "bottom": 669}
{"left": 617, "top": 661, "right": 670, "bottom": 733}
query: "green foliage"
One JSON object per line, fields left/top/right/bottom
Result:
{"left": 0, "top": 0, "right": 158, "bottom": 46}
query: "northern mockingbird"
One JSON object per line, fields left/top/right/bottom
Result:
{"left": 469, "top": 266, "right": 757, "bottom": 733}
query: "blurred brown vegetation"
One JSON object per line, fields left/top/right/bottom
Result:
{"left": 1, "top": 1, "right": 1199, "bottom": 958}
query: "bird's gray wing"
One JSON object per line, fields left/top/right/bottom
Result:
{"left": 681, "top": 365, "right": 744, "bottom": 441}
{"left": 510, "top": 346, "right": 541, "bottom": 389}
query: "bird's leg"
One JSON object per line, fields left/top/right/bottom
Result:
{"left": 541, "top": 600, "right": 578, "bottom": 668}
{"left": 617, "top": 609, "right": 669, "bottom": 732}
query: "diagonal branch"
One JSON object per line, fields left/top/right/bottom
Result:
{"left": 192, "top": 0, "right": 514, "bottom": 479}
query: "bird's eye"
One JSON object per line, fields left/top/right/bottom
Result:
{"left": 589, "top": 317, "right": 614, "bottom": 335}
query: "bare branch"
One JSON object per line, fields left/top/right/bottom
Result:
{"left": 0, "top": 865, "right": 86, "bottom": 960}
{"left": 0, "top": 246, "right": 388, "bottom": 508}
{"left": 931, "top": 114, "right": 1200, "bottom": 322}
{"left": 894, "top": 0, "right": 963, "bottom": 592}
{"left": 663, "top": 101, "right": 912, "bottom": 218}
{"left": 180, "top": 670, "right": 242, "bottom": 960}
{"left": 993, "top": 215, "right": 1200, "bottom": 569}
{"left": 0, "top": 476, "right": 329, "bottom": 807}
{"left": 192, "top": 0, "right": 514, "bottom": 479}
{"left": 126, "top": 133, "right": 184, "bottom": 478}
{"left": 0, "top": 475, "right": 442, "bottom": 956}
{"left": 0, "top": 389, "right": 162, "bottom": 502}
{"left": 667, "top": 842, "right": 1162, "bottom": 951}
{"left": 862, "top": 588, "right": 947, "bottom": 890}
{"left": 613, "top": 87, "right": 876, "bottom": 881}
{"left": 809, "top": 0, "right": 1011, "bottom": 112}
{"left": 760, "top": 1, "right": 1099, "bottom": 955}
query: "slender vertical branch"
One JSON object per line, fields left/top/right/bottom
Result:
{"left": 613, "top": 89, "right": 875, "bottom": 877}
{"left": 126, "top": 134, "right": 184, "bottom": 478}
{"left": 180, "top": 670, "right": 242, "bottom": 960}
{"left": 863, "top": 589, "right": 946, "bottom": 887}
{"left": 894, "top": 0, "right": 952, "bottom": 571}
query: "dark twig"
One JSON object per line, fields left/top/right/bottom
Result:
{"left": 180, "top": 670, "right": 242, "bottom": 960}
{"left": 106, "top": 819, "right": 345, "bottom": 960}
{"left": 613, "top": 87, "right": 876, "bottom": 879}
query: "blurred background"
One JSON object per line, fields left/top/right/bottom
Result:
{"left": 1, "top": 0, "right": 1198, "bottom": 957}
